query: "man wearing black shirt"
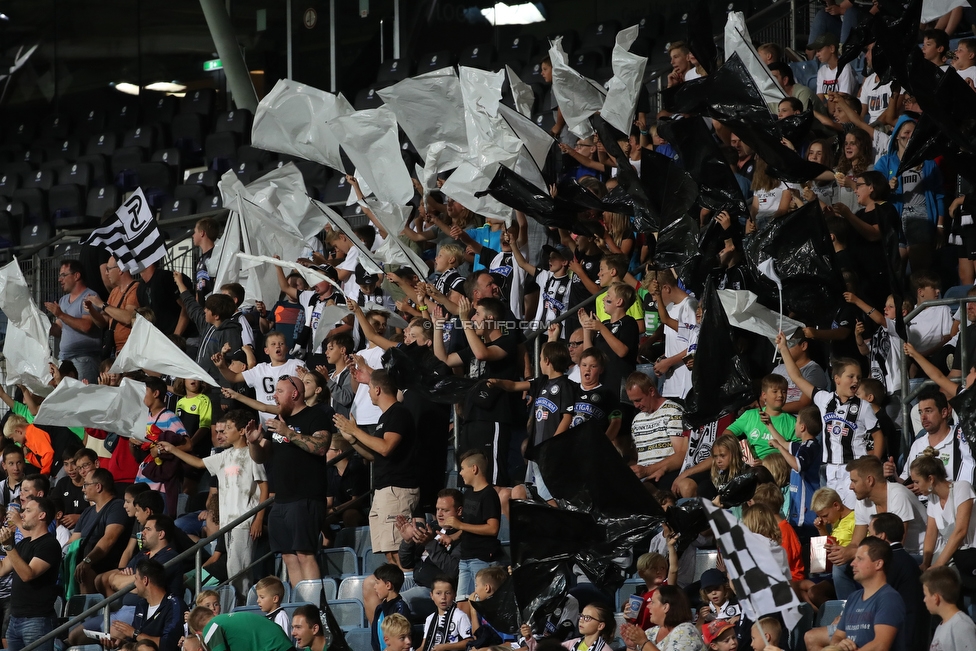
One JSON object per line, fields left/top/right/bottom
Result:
{"left": 54, "top": 447, "right": 87, "bottom": 528}
{"left": 68, "top": 469, "right": 130, "bottom": 594}
{"left": 335, "top": 370, "right": 419, "bottom": 566}
{"left": 137, "top": 262, "right": 187, "bottom": 337}
{"left": 0, "top": 496, "right": 62, "bottom": 651}
{"left": 246, "top": 376, "right": 332, "bottom": 588}
{"left": 433, "top": 297, "right": 522, "bottom": 486}
{"left": 192, "top": 217, "right": 219, "bottom": 305}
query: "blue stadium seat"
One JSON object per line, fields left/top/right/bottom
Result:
{"left": 335, "top": 526, "right": 372, "bottom": 559}
{"left": 817, "top": 599, "right": 846, "bottom": 627}
{"left": 336, "top": 574, "right": 367, "bottom": 604}
{"left": 329, "top": 599, "right": 367, "bottom": 630}
{"left": 320, "top": 547, "right": 360, "bottom": 577}
{"left": 344, "top": 627, "right": 372, "bottom": 651}
{"left": 293, "top": 578, "right": 338, "bottom": 606}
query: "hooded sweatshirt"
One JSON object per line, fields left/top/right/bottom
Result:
{"left": 874, "top": 114, "right": 945, "bottom": 225}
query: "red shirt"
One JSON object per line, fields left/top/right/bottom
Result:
{"left": 85, "top": 428, "right": 140, "bottom": 483}
{"left": 779, "top": 518, "right": 804, "bottom": 582}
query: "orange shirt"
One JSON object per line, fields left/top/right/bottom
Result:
{"left": 22, "top": 425, "right": 53, "bottom": 475}
{"left": 779, "top": 518, "right": 804, "bottom": 582}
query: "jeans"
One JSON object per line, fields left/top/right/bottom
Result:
{"left": 458, "top": 559, "right": 494, "bottom": 599}
{"left": 807, "top": 5, "right": 860, "bottom": 48}
{"left": 8, "top": 615, "right": 56, "bottom": 651}
{"left": 832, "top": 563, "right": 858, "bottom": 599}
{"left": 65, "top": 354, "right": 100, "bottom": 385}
{"left": 176, "top": 510, "right": 205, "bottom": 537}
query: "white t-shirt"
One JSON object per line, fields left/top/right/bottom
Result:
{"left": 927, "top": 480, "right": 976, "bottom": 556}
{"left": 858, "top": 74, "right": 892, "bottom": 124}
{"left": 956, "top": 66, "right": 976, "bottom": 87}
{"left": 631, "top": 400, "right": 685, "bottom": 468}
{"left": 900, "top": 429, "right": 976, "bottom": 491}
{"left": 931, "top": 610, "right": 976, "bottom": 651}
{"left": 773, "top": 359, "right": 829, "bottom": 405}
{"left": 337, "top": 247, "right": 361, "bottom": 298}
{"left": 910, "top": 305, "right": 953, "bottom": 353}
{"left": 662, "top": 296, "right": 698, "bottom": 399}
{"left": 241, "top": 358, "right": 305, "bottom": 424}
{"left": 816, "top": 63, "right": 856, "bottom": 95}
{"left": 351, "top": 345, "right": 386, "bottom": 425}
{"left": 854, "top": 481, "right": 927, "bottom": 554}
{"left": 202, "top": 446, "right": 268, "bottom": 528}
{"left": 422, "top": 608, "right": 473, "bottom": 646}
{"left": 299, "top": 289, "right": 343, "bottom": 354}
{"left": 753, "top": 183, "right": 790, "bottom": 226}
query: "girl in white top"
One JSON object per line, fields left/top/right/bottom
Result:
{"left": 747, "top": 157, "right": 791, "bottom": 233}
{"left": 911, "top": 448, "right": 976, "bottom": 572}
{"left": 801, "top": 140, "right": 839, "bottom": 208}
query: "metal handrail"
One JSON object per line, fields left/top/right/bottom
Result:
{"left": 23, "top": 496, "right": 275, "bottom": 651}
{"left": 899, "top": 295, "right": 976, "bottom": 453}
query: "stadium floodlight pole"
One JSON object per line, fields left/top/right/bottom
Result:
{"left": 199, "top": 0, "right": 259, "bottom": 112}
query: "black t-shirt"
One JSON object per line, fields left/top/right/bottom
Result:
{"left": 137, "top": 268, "right": 182, "bottom": 336}
{"left": 195, "top": 248, "right": 214, "bottom": 305}
{"left": 74, "top": 498, "right": 132, "bottom": 572}
{"left": 327, "top": 456, "right": 370, "bottom": 509}
{"left": 11, "top": 533, "right": 62, "bottom": 617}
{"left": 527, "top": 375, "right": 577, "bottom": 447}
{"left": 54, "top": 476, "right": 86, "bottom": 515}
{"left": 458, "top": 331, "right": 522, "bottom": 424}
{"left": 122, "top": 546, "right": 181, "bottom": 606}
{"left": 460, "top": 485, "right": 502, "bottom": 561}
{"left": 434, "top": 269, "right": 466, "bottom": 297}
{"left": 571, "top": 383, "right": 621, "bottom": 432}
{"left": 265, "top": 407, "right": 333, "bottom": 503}
{"left": 372, "top": 403, "right": 419, "bottom": 490}
{"left": 595, "top": 316, "right": 640, "bottom": 395}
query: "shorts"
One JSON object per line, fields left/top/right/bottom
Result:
{"left": 268, "top": 498, "right": 326, "bottom": 554}
{"left": 369, "top": 486, "right": 420, "bottom": 553}
{"left": 961, "top": 225, "right": 976, "bottom": 260}
{"left": 901, "top": 214, "right": 936, "bottom": 247}
{"left": 826, "top": 463, "right": 855, "bottom": 509}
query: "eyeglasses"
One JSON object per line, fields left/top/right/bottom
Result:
{"left": 77, "top": 462, "right": 94, "bottom": 471}
{"left": 568, "top": 341, "right": 583, "bottom": 347}
{"left": 578, "top": 614, "right": 603, "bottom": 623}
{"left": 58, "top": 273, "right": 74, "bottom": 279}
{"left": 106, "top": 265, "right": 119, "bottom": 271}
{"left": 82, "top": 481, "right": 98, "bottom": 488}
{"left": 854, "top": 182, "right": 868, "bottom": 188}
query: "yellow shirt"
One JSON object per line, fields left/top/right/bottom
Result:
{"left": 832, "top": 510, "right": 856, "bottom": 547}
{"left": 595, "top": 288, "right": 646, "bottom": 323}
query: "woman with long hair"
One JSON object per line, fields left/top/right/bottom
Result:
{"left": 834, "top": 128, "right": 874, "bottom": 212}
{"left": 601, "top": 212, "right": 635, "bottom": 258}
{"left": 748, "top": 157, "right": 791, "bottom": 232}
{"left": 620, "top": 586, "right": 705, "bottom": 651}
{"left": 802, "top": 139, "right": 838, "bottom": 208}
{"left": 911, "top": 448, "right": 976, "bottom": 583}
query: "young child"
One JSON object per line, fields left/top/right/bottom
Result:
{"left": 136, "top": 377, "right": 188, "bottom": 515}
{"left": 420, "top": 576, "right": 473, "bottom": 651}
{"left": 697, "top": 569, "right": 741, "bottom": 628}
{"left": 763, "top": 405, "right": 823, "bottom": 536}
{"left": 703, "top": 620, "right": 738, "bottom": 651}
{"left": 848, "top": 292, "right": 907, "bottom": 397}
{"left": 452, "top": 451, "right": 502, "bottom": 599}
{"left": 812, "top": 33, "right": 855, "bottom": 100}
{"left": 325, "top": 332, "right": 354, "bottom": 418}
{"left": 572, "top": 348, "right": 622, "bottom": 441}
{"left": 512, "top": 242, "right": 573, "bottom": 333}
{"left": 923, "top": 566, "right": 976, "bottom": 649}
{"left": 855, "top": 378, "right": 897, "bottom": 468}
{"left": 216, "top": 331, "right": 305, "bottom": 424}
{"left": 623, "top": 553, "right": 671, "bottom": 628}
{"left": 382, "top": 613, "right": 414, "bottom": 651}
{"left": 158, "top": 410, "right": 268, "bottom": 597}
{"left": 749, "top": 617, "right": 782, "bottom": 651}
{"left": 468, "top": 566, "right": 517, "bottom": 648}
{"left": 749, "top": 484, "right": 804, "bottom": 585}
{"left": 49, "top": 497, "right": 72, "bottom": 548}
{"left": 491, "top": 342, "right": 576, "bottom": 504}
{"left": 710, "top": 434, "right": 747, "bottom": 508}
{"left": 427, "top": 243, "right": 467, "bottom": 315}
{"left": 725, "top": 375, "right": 798, "bottom": 462}
{"left": 580, "top": 282, "right": 641, "bottom": 401}
{"left": 174, "top": 378, "right": 213, "bottom": 438}
{"left": 183, "top": 589, "right": 221, "bottom": 636}
{"left": 776, "top": 333, "right": 881, "bottom": 508}
{"left": 371, "top": 563, "right": 412, "bottom": 651}
{"left": 255, "top": 576, "right": 290, "bottom": 636}
{"left": 1, "top": 414, "right": 54, "bottom": 475}
{"left": 523, "top": 602, "right": 616, "bottom": 651}
{"left": 803, "top": 488, "right": 856, "bottom": 607}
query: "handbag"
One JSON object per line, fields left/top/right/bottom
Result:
{"left": 138, "top": 419, "right": 184, "bottom": 483}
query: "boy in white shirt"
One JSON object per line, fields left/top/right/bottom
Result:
{"left": 953, "top": 37, "right": 976, "bottom": 88}
{"left": 215, "top": 331, "right": 305, "bottom": 424}
{"left": 419, "top": 577, "right": 473, "bottom": 651}
{"left": 811, "top": 33, "right": 856, "bottom": 100}
{"left": 255, "top": 576, "right": 292, "bottom": 636}
{"left": 908, "top": 271, "right": 954, "bottom": 357}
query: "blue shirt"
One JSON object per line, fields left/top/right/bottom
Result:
{"left": 466, "top": 226, "right": 502, "bottom": 272}
{"left": 788, "top": 438, "right": 822, "bottom": 528}
{"left": 132, "top": 593, "right": 187, "bottom": 651}
{"left": 838, "top": 584, "right": 905, "bottom": 651}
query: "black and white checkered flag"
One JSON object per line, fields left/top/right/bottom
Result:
{"left": 702, "top": 499, "right": 802, "bottom": 630}
{"left": 83, "top": 188, "right": 166, "bottom": 274}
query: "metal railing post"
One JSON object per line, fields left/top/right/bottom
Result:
{"left": 195, "top": 548, "right": 203, "bottom": 597}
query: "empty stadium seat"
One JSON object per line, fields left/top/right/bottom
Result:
{"left": 111, "top": 147, "right": 146, "bottom": 190}
{"left": 548, "top": 30, "right": 579, "bottom": 55}
{"left": 204, "top": 131, "right": 240, "bottom": 172}
{"left": 151, "top": 148, "right": 183, "bottom": 179}
{"left": 75, "top": 109, "right": 107, "bottom": 141}
{"left": 319, "top": 547, "right": 359, "bottom": 577}
{"left": 0, "top": 211, "right": 18, "bottom": 249}
{"left": 181, "top": 89, "right": 216, "bottom": 119}
{"left": 171, "top": 113, "right": 205, "bottom": 157}
{"left": 334, "top": 527, "right": 372, "bottom": 558}
{"left": 329, "top": 599, "right": 367, "bottom": 630}
{"left": 12, "top": 188, "right": 46, "bottom": 219}
{"left": 49, "top": 138, "right": 81, "bottom": 162}
{"left": 107, "top": 102, "right": 140, "bottom": 132}
{"left": 143, "top": 95, "right": 178, "bottom": 125}
{"left": 293, "top": 578, "right": 338, "bottom": 606}
{"left": 458, "top": 44, "right": 494, "bottom": 70}
{"left": 0, "top": 173, "right": 21, "bottom": 197}
{"left": 86, "top": 185, "right": 121, "bottom": 219}
{"left": 415, "top": 51, "right": 452, "bottom": 74}
{"left": 40, "top": 114, "right": 72, "bottom": 141}
{"left": 344, "top": 627, "right": 371, "bottom": 651}
{"left": 236, "top": 145, "right": 273, "bottom": 166}
{"left": 376, "top": 58, "right": 412, "bottom": 84}
{"left": 817, "top": 599, "right": 846, "bottom": 626}
{"left": 581, "top": 20, "right": 622, "bottom": 50}
{"left": 59, "top": 162, "right": 93, "bottom": 190}
{"left": 23, "top": 146, "right": 46, "bottom": 168}
{"left": 174, "top": 183, "right": 211, "bottom": 204}
{"left": 49, "top": 184, "right": 86, "bottom": 225}
{"left": 694, "top": 549, "right": 719, "bottom": 578}
{"left": 23, "top": 169, "right": 54, "bottom": 192}
{"left": 532, "top": 112, "right": 556, "bottom": 133}
{"left": 354, "top": 86, "right": 385, "bottom": 111}
{"left": 201, "top": 194, "right": 224, "bottom": 212}
{"left": 185, "top": 170, "right": 217, "bottom": 191}
{"left": 497, "top": 34, "right": 536, "bottom": 65}
{"left": 123, "top": 126, "right": 158, "bottom": 152}
{"left": 230, "top": 160, "right": 261, "bottom": 185}
{"left": 134, "top": 162, "right": 174, "bottom": 208}
{"left": 571, "top": 51, "right": 602, "bottom": 78}
{"left": 20, "top": 219, "right": 53, "bottom": 255}
{"left": 87, "top": 132, "right": 119, "bottom": 158}
{"left": 76, "top": 154, "right": 109, "bottom": 187}
{"left": 216, "top": 584, "right": 237, "bottom": 614}
{"left": 3, "top": 200, "right": 27, "bottom": 224}
{"left": 214, "top": 109, "right": 253, "bottom": 139}
{"left": 8, "top": 120, "right": 34, "bottom": 145}
{"left": 159, "top": 197, "right": 196, "bottom": 220}
{"left": 336, "top": 575, "right": 367, "bottom": 602}
{"left": 320, "top": 174, "right": 351, "bottom": 205}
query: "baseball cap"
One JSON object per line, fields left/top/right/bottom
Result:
{"left": 703, "top": 620, "right": 736, "bottom": 645}
{"left": 354, "top": 264, "right": 378, "bottom": 286}
{"left": 807, "top": 33, "right": 839, "bottom": 50}
{"left": 310, "top": 263, "right": 339, "bottom": 283}
{"left": 541, "top": 244, "right": 572, "bottom": 260}
{"left": 700, "top": 568, "right": 728, "bottom": 589}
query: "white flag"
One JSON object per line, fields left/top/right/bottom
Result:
{"left": 82, "top": 188, "right": 166, "bottom": 274}
{"left": 35, "top": 377, "right": 149, "bottom": 442}
{"left": 0, "top": 257, "right": 54, "bottom": 392}
{"left": 111, "top": 314, "right": 214, "bottom": 385}
{"left": 757, "top": 258, "right": 782, "bottom": 289}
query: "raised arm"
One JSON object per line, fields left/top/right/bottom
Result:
{"left": 904, "top": 342, "right": 960, "bottom": 396}
{"left": 775, "top": 333, "right": 815, "bottom": 399}
{"left": 276, "top": 264, "right": 300, "bottom": 302}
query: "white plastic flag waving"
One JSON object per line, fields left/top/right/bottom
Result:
{"left": 0, "top": 257, "right": 55, "bottom": 393}
{"left": 35, "top": 377, "right": 149, "bottom": 442}
{"left": 111, "top": 314, "right": 214, "bottom": 385}
{"left": 83, "top": 188, "right": 166, "bottom": 274}
{"left": 702, "top": 499, "right": 802, "bottom": 631}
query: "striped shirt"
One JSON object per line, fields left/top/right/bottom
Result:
{"left": 632, "top": 400, "right": 686, "bottom": 467}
